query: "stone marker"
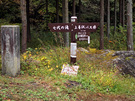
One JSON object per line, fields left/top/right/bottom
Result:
{"left": 1, "top": 25, "right": 20, "bottom": 77}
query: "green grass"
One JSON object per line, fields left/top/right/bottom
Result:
{"left": 0, "top": 47, "right": 135, "bottom": 101}
{"left": 0, "top": 21, "right": 135, "bottom": 100}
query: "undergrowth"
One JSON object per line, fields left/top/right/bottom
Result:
{"left": 19, "top": 47, "right": 135, "bottom": 97}
{"left": 0, "top": 21, "right": 135, "bottom": 100}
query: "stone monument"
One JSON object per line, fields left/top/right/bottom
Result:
{"left": 1, "top": 25, "right": 20, "bottom": 77}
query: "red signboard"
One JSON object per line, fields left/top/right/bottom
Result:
{"left": 48, "top": 23, "right": 99, "bottom": 32}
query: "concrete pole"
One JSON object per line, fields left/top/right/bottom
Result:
{"left": 1, "top": 25, "right": 20, "bottom": 77}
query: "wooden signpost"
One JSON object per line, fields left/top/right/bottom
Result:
{"left": 48, "top": 16, "right": 99, "bottom": 64}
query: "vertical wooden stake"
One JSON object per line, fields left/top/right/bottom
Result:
{"left": 70, "top": 16, "right": 77, "bottom": 64}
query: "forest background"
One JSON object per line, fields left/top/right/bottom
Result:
{"left": 1, "top": 0, "right": 135, "bottom": 51}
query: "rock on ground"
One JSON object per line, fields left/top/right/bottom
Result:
{"left": 112, "top": 51, "right": 135, "bottom": 77}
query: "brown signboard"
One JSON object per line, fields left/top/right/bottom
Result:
{"left": 73, "top": 23, "right": 99, "bottom": 32}
{"left": 48, "top": 23, "right": 99, "bottom": 32}
{"left": 48, "top": 23, "right": 71, "bottom": 32}
{"left": 48, "top": 16, "right": 99, "bottom": 64}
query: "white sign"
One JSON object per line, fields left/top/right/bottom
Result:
{"left": 70, "top": 43, "right": 77, "bottom": 58}
{"left": 88, "top": 36, "right": 90, "bottom": 44}
{"left": 61, "top": 64, "right": 79, "bottom": 76}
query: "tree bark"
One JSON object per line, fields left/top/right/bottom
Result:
{"left": 127, "top": 0, "right": 133, "bottom": 51}
{"left": 100, "top": 0, "right": 104, "bottom": 49}
{"left": 78, "top": 0, "right": 81, "bottom": 22}
{"left": 122, "top": 0, "right": 125, "bottom": 26}
{"left": 62, "top": 0, "right": 69, "bottom": 47}
{"left": 119, "top": 0, "right": 123, "bottom": 26}
{"left": 56, "top": 0, "right": 59, "bottom": 23}
{"left": 72, "top": 0, "right": 76, "bottom": 16}
{"left": 107, "top": 0, "right": 110, "bottom": 39}
{"left": 46, "top": 0, "right": 48, "bottom": 30}
{"left": 26, "top": 0, "right": 31, "bottom": 42}
{"left": 20, "top": 0, "right": 27, "bottom": 53}
{"left": 114, "top": 0, "right": 117, "bottom": 33}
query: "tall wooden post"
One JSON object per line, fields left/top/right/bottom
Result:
{"left": 1, "top": 25, "right": 20, "bottom": 77}
{"left": 70, "top": 16, "right": 77, "bottom": 64}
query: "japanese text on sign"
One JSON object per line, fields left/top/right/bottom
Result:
{"left": 48, "top": 23, "right": 99, "bottom": 32}
{"left": 74, "top": 25, "right": 97, "bottom": 30}
{"left": 53, "top": 25, "right": 69, "bottom": 30}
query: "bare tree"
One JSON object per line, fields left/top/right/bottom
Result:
{"left": 127, "top": 0, "right": 133, "bottom": 51}
{"left": 26, "top": 0, "right": 31, "bottom": 42}
{"left": 62, "top": 0, "right": 69, "bottom": 47}
{"left": 119, "top": 0, "right": 125, "bottom": 26}
{"left": 114, "top": 0, "right": 117, "bottom": 33}
{"left": 119, "top": 0, "right": 123, "bottom": 25}
{"left": 20, "top": 0, "right": 27, "bottom": 53}
{"left": 100, "top": 0, "right": 104, "bottom": 49}
{"left": 107, "top": 0, "right": 110, "bottom": 39}
{"left": 56, "top": 0, "right": 59, "bottom": 23}
{"left": 122, "top": 0, "right": 125, "bottom": 26}
{"left": 72, "top": 0, "right": 76, "bottom": 16}
{"left": 78, "top": 0, "right": 81, "bottom": 22}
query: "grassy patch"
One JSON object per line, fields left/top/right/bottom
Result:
{"left": 0, "top": 47, "right": 135, "bottom": 100}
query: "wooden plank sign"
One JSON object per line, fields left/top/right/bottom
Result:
{"left": 48, "top": 23, "right": 71, "bottom": 32}
{"left": 48, "top": 16, "right": 99, "bottom": 64}
{"left": 73, "top": 23, "right": 99, "bottom": 32}
{"left": 48, "top": 23, "right": 99, "bottom": 32}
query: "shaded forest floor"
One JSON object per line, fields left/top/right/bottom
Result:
{"left": 0, "top": 47, "right": 135, "bottom": 101}
{"left": 0, "top": 75, "right": 133, "bottom": 101}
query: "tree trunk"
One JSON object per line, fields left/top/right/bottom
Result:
{"left": 62, "top": 0, "right": 69, "bottom": 47}
{"left": 119, "top": 0, "right": 123, "bottom": 26}
{"left": 72, "top": 0, "right": 76, "bottom": 16}
{"left": 107, "top": 0, "right": 110, "bottom": 39}
{"left": 100, "top": 0, "right": 104, "bottom": 49}
{"left": 46, "top": 0, "right": 48, "bottom": 30}
{"left": 114, "top": 0, "right": 117, "bottom": 33}
{"left": 56, "top": 0, "right": 59, "bottom": 23}
{"left": 127, "top": 0, "right": 133, "bottom": 51}
{"left": 78, "top": 0, "right": 81, "bottom": 22}
{"left": 122, "top": 0, "right": 125, "bottom": 26}
{"left": 46, "top": 0, "right": 48, "bottom": 15}
{"left": 20, "top": 0, "right": 27, "bottom": 53}
{"left": 26, "top": 0, "right": 31, "bottom": 42}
